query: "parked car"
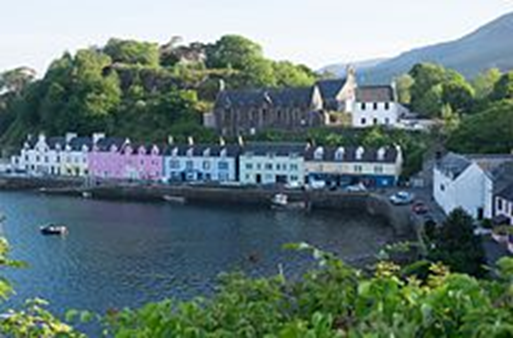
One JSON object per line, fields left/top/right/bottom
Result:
{"left": 285, "top": 181, "right": 302, "bottom": 190}
{"left": 345, "top": 183, "right": 367, "bottom": 192}
{"left": 308, "top": 180, "right": 326, "bottom": 190}
{"left": 412, "top": 201, "right": 429, "bottom": 214}
{"left": 389, "top": 191, "right": 414, "bottom": 205}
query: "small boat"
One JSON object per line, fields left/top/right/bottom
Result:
{"left": 82, "top": 191, "right": 92, "bottom": 199}
{"left": 40, "top": 224, "right": 68, "bottom": 236}
{"left": 270, "top": 194, "right": 307, "bottom": 210}
{"left": 162, "top": 195, "right": 186, "bottom": 204}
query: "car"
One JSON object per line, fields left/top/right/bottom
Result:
{"left": 412, "top": 201, "right": 429, "bottom": 214}
{"left": 389, "top": 191, "right": 414, "bottom": 205}
{"left": 284, "top": 181, "right": 302, "bottom": 190}
{"left": 308, "top": 180, "right": 326, "bottom": 190}
{"left": 345, "top": 183, "right": 367, "bottom": 192}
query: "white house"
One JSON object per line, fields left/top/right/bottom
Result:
{"left": 163, "top": 143, "right": 239, "bottom": 183}
{"left": 352, "top": 85, "right": 404, "bottom": 128}
{"left": 495, "top": 184, "right": 513, "bottom": 226}
{"left": 239, "top": 143, "right": 305, "bottom": 185}
{"left": 304, "top": 145, "right": 403, "bottom": 188}
{"left": 11, "top": 133, "right": 105, "bottom": 177}
{"left": 433, "top": 153, "right": 513, "bottom": 219}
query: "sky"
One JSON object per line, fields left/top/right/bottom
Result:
{"left": 2, "top": 0, "right": 513, "bottom": 75}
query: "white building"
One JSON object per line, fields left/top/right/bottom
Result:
{"left": 11, "top": 133, "right": 104, "bottom": 177}
{"left": 304, "top": 145, "right": 403, "bottom": 188}
{"left": 495, "top": 184, "right": 513, "bottom": 226}
{"left": 433, "top": 153, "right": 513, "bottom": 219}
{"left": 352, "top": 85, "right": 405, "bottom": 128}
{"left": 239, "top": 143, "right": 306, "bottom": 185}
{"left": 163, "top": 143, "right": 239, "bottom": 183}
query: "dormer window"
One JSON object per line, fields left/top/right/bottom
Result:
{"left": 138, "top": 147, "right": 146, "bottom": 155}
{"left": 335, "top": 147, "right": 345, "bottom": 161}
{"left": 220, "top": 149, "right": 227, "bottom": 158}
{"left": 203, "top": 148, "right": 211, "bottom": 157}
{"left": 377, "top": 147, "right": 386, "bottom": 161}
{"left": 187, "top": 148, "right": 194, "bottom": 157}
{"left": 172, "top": 147, "right": 178, "bottom": 157}
{"left": 314, "top": 147, "right": 324, "bottom": 161}
{"left": 151, "top": 146, "right": 159, "bottom": 156}
{"left": 125, "top": 146, "right": 133, "bottom": 155}
{"left": 82, "top": 145, "right": 89, "bottom": 153}
{"left": 110, "top": 145, "right": 118, "bottom": 153}
{"left": 355, "top": 146, "right": 365, "bottom": 160}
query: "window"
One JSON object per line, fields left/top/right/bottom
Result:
{"left": 440, "top": 184, "right": 445, "bottom": 192}
{"left": 246, "top": 174, "right": 251, "bottom": 180}
{"left": 169, "top": 159, "right": 180, "bottom": 169}
{"left": 186, "top": 161, "right": 194, "bottom": 170}
{"left": 374, "top": 166, "right": 383, "bottom": 174}
{"left": 385, "top": 118, "right": 390, "bottom": 125}
{"left": 218, "top": 161, "right": 229, "bottom": 170}
{"left": 56, "top": 156, "right": 60, "bottom": 163}
{"left": 36, "top": 156, "right": 40, "bottom": 162}
{"left": 373, "top": 118, "right": 378, "bottom": 125}
{"left": 354, "top": 165, "right": 363, "bottom": 173}
{"left": 361, "top": 103, "right": 366, "bottom": 110}
{"left": 276, "top": 164, "right": 281, "bottom": 170}
{"left": 361, "top": 118, "right": 366, "bottom": 125}
{"left": 140, "top": 160, "right": 145, "bottom": 165}
{"left": 44, "top": 156, "right": 49, "bottom": 163}
{"left": 385, "top": 102, "right": 390, "bottom": 110}
{"left": 257, "top": 163, "right": 261, "bottom": 170}
{"left": 373, "top": 102, "right": 378, "bottom": 110}
{"left": 203, "top": 161, "right": 211, "bottom": 170}
{"left": 24, "top": 155, "right": 28, "bottom": 161}
{"left": 498, "top": 198, "right": 503, "bottom": 211}
{"left": 290, "top": 175, "right": 298, "bottom": 182}
{"left": 282, "top": 164, "right": 288, "bottom": 171}
{"left": 265, "top": 163, "right": 273, "bottom": 170}
{"left": 246, "top": 163, "right": 253, "bottom": 170}
{"left": 290, "top": 164, "right": 298, "bottom": 171}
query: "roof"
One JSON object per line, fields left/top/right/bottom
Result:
{"left": 497, "top": 183, "right": 513, "bottom": 201}
{"left": 240, "top": 143, "right": 306, "bottom": 157}
{"left": 163, "top": 144, "right": 241, "bottom": 157}
{"left": 315, "top": 79, "right": 346, "bottom": 100}
{"left": 304, "top": 145, "right": 400, "bottom": 163}
{"left": 215, "top": 86, "right": 315, "bottom": 110}
{"left": 436, "top": 153, "right": 473, "bottom": 178}
{"left": 46, "top": 137, "right": 66, "bottom": 149}
{"left": 356, "top": 85, "right": 394, "bottom": 102}
{"left": 68, "top": 137, "right": 93, "bottom": 151}
{"left": 94, "top": 137, "right": 126, "bottom": 151}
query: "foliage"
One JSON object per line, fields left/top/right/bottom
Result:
{"left": 394, "top": 73, "right": 414, "bottom": 104}
{"left": 104, "top": 38, "right": 160, "bottom": 67}
{"left": 426, "top": 208, "right": 487, "bottom": 277}
{"left": 472, "top": 68, "right": 501, "bottom": 100}
{"left": 447, "top": 99, "right": 513, "bottom": 153}
{"left": 490, "top": 71, "right": 513, "bottom": 101}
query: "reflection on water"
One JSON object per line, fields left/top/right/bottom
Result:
{"left": 0, "top": 191, "right": 393, "bottom": 315}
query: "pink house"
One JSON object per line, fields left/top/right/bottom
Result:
{"left": 88, "top": 138, "right": 163, "bottom": 181}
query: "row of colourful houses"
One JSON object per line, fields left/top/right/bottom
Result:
{"left": 11, "top": 133, "right": 403, "bottom": 188}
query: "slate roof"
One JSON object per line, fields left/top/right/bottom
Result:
{"left": 163, "top": 144, "right": 241, "bottom": 157}
{"left": 497, "top": 183, "right": 513, "bottom": 201}
{"left": 356, "top": 86, "right": 394, "bottom": 102}
{"left": 304, "top": 146, "right": 400, "bottom": 163}
{"left": 46, "top": 137, "right": 67, "bottom": 149}
{"left": 436, "top": 152, "right": 473, "bottom": 178}
{"left": 215, "top": 87, "right": 315, "bottom": 110}
{"left": 68, "top": 137, "right": 93, "bottom": 151}
{"left": 240, "top": 143, "right": 306, "bottom": 157}
{"left": 316, "top": 79, "right": 346, "bottom": 100}
{"left": 94, "top": 137, "right": 126, "bottom": 151}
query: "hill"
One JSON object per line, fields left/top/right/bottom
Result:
{"left": 325, "top": 12, "right": 513, "bottom": 83}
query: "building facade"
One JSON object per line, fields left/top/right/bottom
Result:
{"left": 162, "top": 144, "right": 239, "bottom": 183}
{"left": 305, "top": 145, "right": 403, "bottom": 188}
{"left": 433, "top": 153, "right": 513, "bottom": 219}
{"left": 88, "top": 138, "right": 163, "bottom": 181}
{"left": 495, "top": 184, "right": 513, "bottom": 226}
{"left": 239, "top": 143, "right": 306, "bottom": 185}
{"left": 11, "top": 133, "right": 104, "bottom": 177}
{"left": 352, "top": 86, "right": 403, "bottom": 128}
{"left": 214, "top": 87, "right": 324, "bottom": 136}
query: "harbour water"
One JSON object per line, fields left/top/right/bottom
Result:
{"left": 0, "top": 191, "right": 394, "bottom": 317}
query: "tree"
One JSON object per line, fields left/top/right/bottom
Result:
{"left": 440, "top": 104, "right": 460, "bottom": 136}
{"left": 414, "top": 84, "right": 443, "bottom": 117}
{"left": 103, "top": 38, "right": 160, "bottom": 67}
{"left": 427, "top": 208, "right": 486, "bottom": 277}
{"left": 409, "top": 63, "right": 447, "bottom": 112}
{"left": 472, "top": 68, "right": 501, "bottom": 100}
{"left": 273, "top": 61, "right": 316, "bottom": 87}
{"left": 395, "top": 74, "right": 414, "bottom": 104}
{"left": 206, "top": 35, "right": 264, "bottom": 71}
{"left": 442, "top": 79, "right": 475, "bottom": 113}
{"left": 490, "top": 72, "right": 513, "bottom": 101}
{"left": 0, "top": 67, "right": 36, "bottom": 95}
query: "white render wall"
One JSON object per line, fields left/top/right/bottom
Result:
{"left": 495, "top": 196, "right": 513, "bottom": 225}
{"left": 352, "top": 102, "right": 401, "bottom": 128}
{"left": 433, "top": 163, "right": 493, "bottom": 219}
{"left": 239, "top": 155, "right": 305, "bottom": 185}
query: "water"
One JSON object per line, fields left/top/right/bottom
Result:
{"left": 0, "top": 191, "right": 393, "bottom": 317}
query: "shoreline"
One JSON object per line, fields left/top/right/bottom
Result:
{"left": 0, "top": 175, "right": 416, "bottom": 238}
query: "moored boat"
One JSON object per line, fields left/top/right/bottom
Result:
{"left": 270, "top": 194, "right": 307, "bottom": 210}
{"left": 40, "top": 224, "right": 68, "bottom": 236}
{"left": 162, "top": 195, "right": 187, "bottom": 204}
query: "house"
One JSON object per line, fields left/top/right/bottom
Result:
{"left": 304, "top": 145, "right": 403, "bottom": 188}
{"left": 11, "top": 133, "right": 104, "bottom": 177}
{"left": 351, "top": 85, "right": 404, "bottom": 128}
{"left": 162, "top": 143, "right": 239, "bottom": 183}
{"left": 213, "top": 86, "right": 324, "bottom": 136}
{"left": 88, "top": 138, "right": 163, "bottom": 181}
{"left": 495, "top": 184, "right": 513, "bottom": 225}
{"left": 239, "top": 143, "right": 306, "bottom": 185}
{"left": 433, "top": 153, "right": 513, "bottom": 219}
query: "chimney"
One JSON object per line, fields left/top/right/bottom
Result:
{"left": 237, "top": 135, "right": 244, "bottom": 147}
{"left": 65, "top": 132, "right": 77, "bottom": 143}
{"left": 38, "top": 133, "right": 46, "bottom": 143}
{"left": 219, "top": 79, "right": 226, "bottom": 92}
{"left": 305, "top": 141, "right": 312, "bottom": 151}
{"left": 168, "top": 135, "right": 174, "bottom": 145}
{"left": 219, "top": 137, "right": 226, "bottom": 146}
{"left": 92, "top": 133, "right": 106, "bottom": 144}
{"left": 188, "top": 136, "right": 194, "bottom": 146}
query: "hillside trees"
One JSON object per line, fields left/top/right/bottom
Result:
{"left": 490, "top": 71, "right": 513, "bottom": 101}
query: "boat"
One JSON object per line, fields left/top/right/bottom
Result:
{"left": 82, "top": 191, "right": 92, "bottom": 199}
{"left": 270, "top": 194, "right": 307, "bottom": 210}
{"left": 40, "top": 224, "right": 68, "bottom": 236}
{"left": 162, "top": 195, "right": 187, "bottom": 204}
